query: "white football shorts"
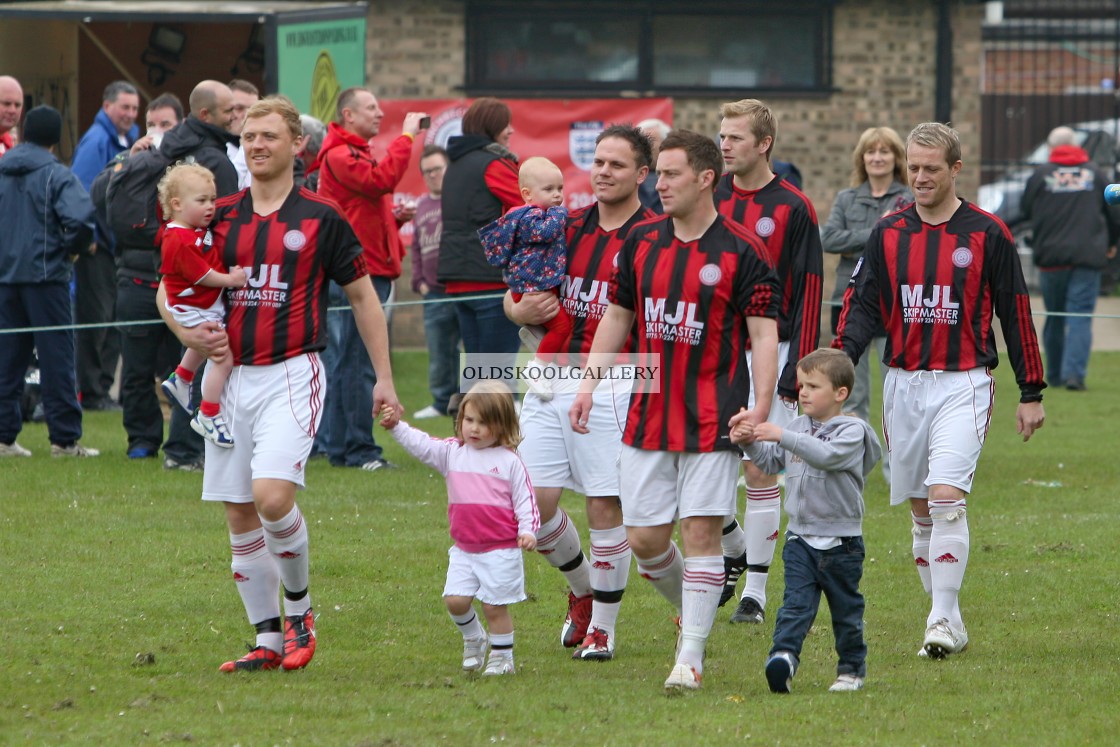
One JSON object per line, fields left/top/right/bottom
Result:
{"left": 882, "top": 366, "right": 994, "bottom": 506}
{"left": 443, "top": 545, "right": 527, "bottom": 606}
{"left": 619, "top": 446, "right": 740, "bottom": 526}
{"left": 518, "top": 367, "right": 631, "bottom": 496}
{"left": 201, "top": 353, "right": 325, "bottom": 503}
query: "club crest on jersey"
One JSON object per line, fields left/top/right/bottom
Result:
{"left": 952, "top": 246, "right": 973, "bottom": 268}
{"left": 699, "top": 263, "right": 722, "bottom": 286}
{"left": 569, "top": 121, "right": 603, "bottom": 171}
{"left": 755, "top": 217, "right": 776, "bottom": 237}
{"left": 283, "top": 230, "right": 308, "bottom": 251}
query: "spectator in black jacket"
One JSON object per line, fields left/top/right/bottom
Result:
{"left": 0, "top": 107, "right": 98, "bottom": 457}
{"left": 1021, "top": 125, "right": 1118, "bottom": 391}
{"left": 114, "top": 82, "right": 237, "bottom": 469}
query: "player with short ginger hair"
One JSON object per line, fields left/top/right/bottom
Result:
{"left": 159, "top": 96, "right": 401, "bottom": 673}
{"left": 834, "top": 121, "right": 1045, "bottom": 659}
{"left": 571, "top": 129, "right": 780, "bottom": 691}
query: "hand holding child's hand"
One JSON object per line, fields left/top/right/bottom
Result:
{"left": 377, "top": 404, "right": 400, "bottom": 429}
{"left": 518, "top": 533, "right": 537, "bottom": 552}
{"left": 228, "top": 266, "right": 248, "bottom": 288}
{"left": 730, "top": 420, "right": 754, "bottom": 445}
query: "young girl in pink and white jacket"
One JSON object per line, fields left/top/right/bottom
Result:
{"left": 381, "top": 381, "right": 539, "bottom": 676}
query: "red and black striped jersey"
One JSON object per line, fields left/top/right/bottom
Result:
{"left": 714, "top": 173, "right": 823, "bottom": 398}
{"left": 610, "top": 214, "right": 780, "bottom": 453}
{"left": 213, "top": 186, "right": 369, "bottom": 366}
{"left": 834, "top": 200, "right": 1046, "bottom": 400}
{"left": 561, "top": 203, "right": 658, "bottom": 355}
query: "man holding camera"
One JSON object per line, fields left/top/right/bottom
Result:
{"left": 316, "top": 88, "right": 427, "bottom": 471}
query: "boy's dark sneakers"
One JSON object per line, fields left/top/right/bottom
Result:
{"left": 219, "top": 645, "right": 282, "bottom": 673}
{"left": 765, "top": 652, "right": 796, "bottom": 693}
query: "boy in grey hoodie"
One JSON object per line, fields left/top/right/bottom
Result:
{"left": 731, "top": 348, "right": 881, "bottom": 693}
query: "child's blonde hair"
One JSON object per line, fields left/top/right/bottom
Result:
{"left": 796, "top": 348, "right": 855, "bottom": 397}
{"left": 157, "top": 162, "right": 215, "bottom": 222}
{"left": 518, "top": 156, "right": 562, "bottom": 190}
{"left": 455, "top": 381, "right": 521, "bottom": 448}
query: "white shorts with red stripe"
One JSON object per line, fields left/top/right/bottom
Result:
{"left": 519, "top": 370, "right": 631, "bottom": 496}
{"left": 882, "top": 366, "right": 994, "bottom": 506}
{"left": 619, "top": 446, "right": 740, "bottom": 526}
{"left": 201, "top": 353, "right": 326, "bottom": 503}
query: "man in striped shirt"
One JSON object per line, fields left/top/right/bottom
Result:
{"left": 160, "top": 97, "right": 401, "bottom": 673}
{"left": 713, "top": 99, "right": 823, "bottom": 625}
{"left": 835, "top": 122, "right": 1045, "bottom": 659}
{"left": 571, "top": 129, "right": 780, "bottom": 691}
{"left": 506, "top": 125, "right": 658, "bottom": 662}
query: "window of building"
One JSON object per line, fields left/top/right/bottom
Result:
{"left": 466, "top": 1, "right": 834, "bottom": 96}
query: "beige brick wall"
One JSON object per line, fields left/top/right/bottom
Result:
{"left": 366, "top": 0, "right": 984, "bottom": 347}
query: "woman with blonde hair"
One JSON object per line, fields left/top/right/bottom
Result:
{"left": 822, "top": 126, "right": 912, "bottom": 432}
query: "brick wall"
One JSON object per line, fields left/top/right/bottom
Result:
{"left": 367, "top": 0, "right": 984, "bottom": 347}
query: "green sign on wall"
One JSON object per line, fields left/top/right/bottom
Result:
{"left": 277, "top": 16, "right": 366, "bottom": 124}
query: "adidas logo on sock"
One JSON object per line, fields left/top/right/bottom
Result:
{"left": 934, "top": 553, "right": 959, "bottom": 563}
{"left": 277, "top": 551, "right": 300, "bottom": 559}
{"left": 592, "top": 561, "right": 615, "bottom": 570}
{"left": 766, "top": 530, "right": 780, "bottom": 541}
{"left": 233, "top": 572, "right": 249, "bottom": 582}
{"left": 915, "top": 557, "right": 929, "bottom": 567}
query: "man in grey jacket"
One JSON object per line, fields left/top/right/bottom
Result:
{"left": 0, "top": 106, "right": 99, "bottom": 457}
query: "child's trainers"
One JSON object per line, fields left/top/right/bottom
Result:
{"left": 523, "top": 366, "right": 554, "bottom": 401}
{"left": 765, "top": 651, "right": 797, "bottom": 693}
{"left": 192, "top": 411, "right": 234, "bottom": 448}
{"left": 829, "top": 674, "right": 864, "bottom": 692}
{"left": 161, "top": 372, "right": 193, "bottom": 414}
{"left": 462, "top": 636, "right": 489, "bottom": 672}
{"left": 481, "top": 653, "right": 515, "bottom": 676}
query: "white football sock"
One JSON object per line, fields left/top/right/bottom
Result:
{"left": 229, "top": 528, "right": 281, "bottom": 640}
{"left": 911, "top": 512, "right": 934, "bottom": 596}
{"left": 720, "top": 516, "right": 747, "bottom": 559}
{"left": 536, "top": 510, "right": 592, "bottom": 597}
{"left": 589, "top": 525, "right": 630, "bottom": 636}
{"left": 635, "top": 542, "right": 684, "bottom": 614}
{"left": 678, "top": 556, "right": 725, "bottom": 673}
{"left": 260, "top": 505, "right": 311, "bottom": 616}
{"left": 928, "top": 500, "right": 969, "bottom": 630}
{"left": 450, "top": 610, "right": 486, "bottom": 640}
{"left": 742, "top": 486, "right": 781, "bottom": 606}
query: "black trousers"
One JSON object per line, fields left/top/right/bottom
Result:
{"left": 75, "top": 248, "right": 121, "bottom": 403}
{"left": 116, "top": 278, "right": 203, "bottom": 461}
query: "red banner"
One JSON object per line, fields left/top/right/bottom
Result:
{"left": 370, "top": 98, "right": 673, "bottom": 241}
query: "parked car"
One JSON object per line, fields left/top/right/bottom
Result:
{"left": 978, "top": 121, "right": 1120, "bottom": 289}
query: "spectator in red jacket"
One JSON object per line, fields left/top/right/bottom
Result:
{"left": 316, "top": 88, "right": 428, "bottom": 471}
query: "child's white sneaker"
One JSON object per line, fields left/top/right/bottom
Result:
{"left": 192, "top": 411, "right": 234, "bottom": 448}
{"left": 829, "top": 674, "right": 864, "bottom": 692}
{"left": 161, "top": 372, "right": 193, "bottom": 414}
{"left": 462, "top": 636, "right": 488, "bottom": 672}
{"left": 481, "top": 653, "right": 515, "bottom": 676}
{"left": 523, "top": 365, "right": 554, "bottom": 401}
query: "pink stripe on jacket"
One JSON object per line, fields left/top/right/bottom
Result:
{"left": 388, "top": 421, "right": 540, "bottom": 553}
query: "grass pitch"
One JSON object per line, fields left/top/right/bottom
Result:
{"left": 4, "top": 351, "right": 1119, "bottom": 745}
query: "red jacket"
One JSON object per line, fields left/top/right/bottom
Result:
{"left": 318, "top": 122, "right": 413, "bottom": 279}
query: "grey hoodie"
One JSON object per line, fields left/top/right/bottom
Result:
{"left": 744, "top": 415, "right": 882, "bottom": 538}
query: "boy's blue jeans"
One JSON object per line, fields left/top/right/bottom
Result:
{"left": 770, "top": 533, "right": 867, "bottom": 677}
